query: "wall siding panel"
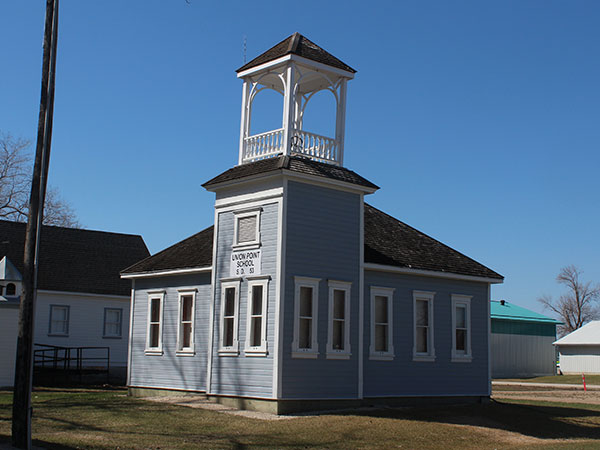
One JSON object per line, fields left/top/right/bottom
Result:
{"left": 363, "top": 271, "right": 490, "bottom": 397}
{"left": 491, "top": 333, "right": 556, "bottom": 377}
{"left": 558, "top": 346, "right": 600, "bottom": 374}
{"left": 281, "top": 181, "right": 361, "bottom": 399}
{"left": 0, "top": 305, "right": 19, "bottom": 387}
{"left": 129, "top": 273, "right": 211, "bottom": 391}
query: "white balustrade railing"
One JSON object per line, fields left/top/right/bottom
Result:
{"left": 242, "top": 128, "right": 339, "bottom": 165}
{"left": 243, "top": 128, "right": 284, "bottom": 162}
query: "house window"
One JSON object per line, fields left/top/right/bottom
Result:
{"left": 146, "top": 292, "right": 165, "bottom": 354}
{"left": 245, "top": 278, "right": 269, "bottom": 356}
{"left": 327, "top": 280, "right": 351, "bottom": 359}
{"left": 292, "top": 276, "right": 320, "bottom": 358}
{"left": 49, "top": 305, "right": 69, "bottom": 336}
{"left": 369, "top": 287, "right": 395, "bottom": 360}
{"left": 103, "top": 308, "right": 123, "bottom": 338}
{"left": 413, "top": 290, "right": 435, "bottom": 361}
{"left": 452, "top": 294, "right": 472, "bottom": 362}
{"left": 233, "top": 208, "right": 261, "bottom": 248}
{"left": 177, "top": 290, "right": 197, "bottom": 355}
{"left": 6, "top": 283, "right": 16, "bottom": 296}
{"left": 219, "top": 280, "right": 240, "bottom": 356}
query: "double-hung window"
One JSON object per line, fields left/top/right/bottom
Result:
{"left": 451, "top": 294, "right": 472, "bottom": 362}
{"left": 413, "top": 290, "right": 435, "bottom": 361}
{"left": 292, "top": 277, "right": 320, "bottom": 358}
{"left": 146, "top": 291, "right": 165, "bottom": 355}
{"left": 49, "top": 305, "right": 69, "bottom": 336}
{"left": 369, "top": 287, "right": 394, "bottom": 360}
{"left": 326, "top": 280, "right": 351, "bottom": 359}
{"left": 233, "top": 208, "right": 261, "bottom": 249}
{"left": 103, "top": 308, "right": 123, "bottom": 338}
{"left": 177, "top": 289, "right": 197, "bottom": 355}
{"left": 219, "top": 280, "right": 240, "bottom": 356}
{"left": 245, "top": 278, "right": 269, "bottom": 356}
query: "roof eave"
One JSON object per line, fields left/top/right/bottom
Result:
{"left": 237, "top": 54, "right": 356, "bottom": 79}
{"left": 121, "top": 266, "right": 212, "bottom": 279}
{"left": 364, "top": 262, "right": 504, "bottom": 284}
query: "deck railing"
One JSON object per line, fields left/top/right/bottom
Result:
{"left": 34, "top": 343, "right": 110, "bottom": 383}
{"left": 242, "top": 128, "right": 340, "bottom": 165}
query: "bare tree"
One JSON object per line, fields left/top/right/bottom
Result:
{"left": 539, "top": 265, "right": 600, "bottom": 336}
{"left": 0, "top": 131, "right": 80, "bottom": 227}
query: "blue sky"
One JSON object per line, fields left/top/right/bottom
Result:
{"left": 1, "top": 1, "right": 599, "bottom": 317}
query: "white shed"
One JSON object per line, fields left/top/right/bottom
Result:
{"left": 554, "top": 321, "right": 600, "bottom": 374}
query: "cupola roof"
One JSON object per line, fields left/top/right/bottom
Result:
{"left": 237, "top": 32, "right": 356, "bottom": 74}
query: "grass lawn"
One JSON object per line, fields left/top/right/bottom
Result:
{"left": 0, "top": 388, "right": 599, "bottom": 449}
{"left": 499, "top": 375, "right": 600, "bottom": 385}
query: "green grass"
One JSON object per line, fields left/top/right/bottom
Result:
{"left": 499, "top": 375, "right": 600, "bottom": 385}
{"left": 1, "top": 388, "right": 600, "bottom": 449}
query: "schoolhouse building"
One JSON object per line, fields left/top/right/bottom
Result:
{"left": 121, "top": 33, "right": 504, "bottom": 413}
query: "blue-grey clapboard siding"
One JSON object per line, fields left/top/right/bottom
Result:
{"left": 210, "top": 201, "right": 279, "bottom": 398}
{"left": 129, "top": 273, "right": 211, "bottom": 391}
{"left": 281, "top": 181, "right": 362, "bottom": 399}
{"left": 363, "top": 270, "right": 489, "bottom": 397}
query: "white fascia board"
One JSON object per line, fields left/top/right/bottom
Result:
{"left": 121, "top": 266, "right": 212, "bottom": 279}
{"left": 283, "top": 171, "right": 377, "bottom": 195}
{"left": 204, "top": 172, "right": 282, "bottom": 192}
{"left": 364, "top": 263, "right": 504, "bottom": 284}
{"left": 36, "top": 289, "right": 130, "bottom": 300}
{"left": 214, "top": 187, "right": 284, "bottom": 209}
{"left": 237, "top": 55, "right": 293, "bottom": 78}
{"left": 289, "top": 54, "right": 355, "bottom": 79}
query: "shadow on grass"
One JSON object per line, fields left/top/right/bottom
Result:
{"left": 330, "top": 399, "right": 600, "bottom": 440}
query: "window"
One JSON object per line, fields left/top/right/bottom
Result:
{"left": 103, "top": 308, "right": 123, "bottom": 338}
{"left": 452, "top": 294, "right": 472, "bottom": 362}
{"left": 413, "top": 291, "right": 435, "bottom": 361}
{"left": 369, "top": 287, "right": 395, "bottom": 360}
{"left": 292, "top": 276, "right": 320, "bottom": 358}
{"left": 327, "top": 280, "right": 351, "bottom": 359}
{"left": 219, "top": 280, "right": 240, "bottom": 356}
{"left": 146, "top": 292, "right": 165, "bottom": 354}
{"left": 6, "top": 283, "right": 16, "bottom": 296}
{"left": 48, "top": 305, "right": 69, "bottom": 336}
{"left": 245, "top": 278, "right": 269, "bottom": 355}
{"left": 233, "top": 208, "right": 261, "bottom": 249}
{"left": 177, "top": 290, "right": 197, "bottom": 355}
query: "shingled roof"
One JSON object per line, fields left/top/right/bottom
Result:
{"left": 122, "top": 204, "right": 501, "bottom": 281}
{"left": 0, "top": 220, "right": 149, "bottom": 296}
{"left": 237, "top": 32, "right": 356, "bottom": 74}
{"left": 364, "top": 204, "right": 503, "bottom": 280}
{"left": 122, "top": 226, "right": 213, "bottom": 275}
{"left": 203, "top": 155, "right": 378, "bottom": 190}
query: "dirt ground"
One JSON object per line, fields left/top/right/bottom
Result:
{"left": 493, "top": 385, "right": 600, "bottom": 405}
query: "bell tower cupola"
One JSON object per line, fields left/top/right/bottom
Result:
{"left": 236, "top": 33, "right": 356, "bottom": 167}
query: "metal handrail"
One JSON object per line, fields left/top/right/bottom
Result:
{"left": 33, "top": 343, "right": 110, "bottom": 383}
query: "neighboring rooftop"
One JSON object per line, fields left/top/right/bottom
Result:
{"left": 0, "top": 220, "right": 149, "bottom": 296}
{"left": 554, "top": 321, "right": 600, "bottom": 345}
{"left": 237, "top": 32, "right": 356, "bottom": 74}
{"left": 202, "top": 155, "right": 378, "bottom": 190}
{"left": 490, "top": 300, "right": 561, "bottom": 323}
{"left": 122, "top": 226, "right": 214, "bottom": 275}
{"left": 124, "top": 203, "right": 502, "bottom": 282}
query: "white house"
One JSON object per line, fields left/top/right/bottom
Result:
{"left": 122, "top": 33, "right": 504, "bottom": 413}
{"left": 0, "top": 220, "right": 149, "bottom": 387}
{"left": 554, "top": 321, "right": 600, "bottom": 374}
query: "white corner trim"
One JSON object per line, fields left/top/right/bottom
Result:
{"left": 358, "top": 196, "right": 365, "bottom": 398}
{"left": 364, "top": 263, "right": 503, "bottom": 284}
{"left": 274, "top": 188, "right": 286, "bottom": 399}
{"left": 121, "top": 266, "right": 212, "bottom": 279}
{"left": 126, "top": 280, "right": 135, "bottom": 387}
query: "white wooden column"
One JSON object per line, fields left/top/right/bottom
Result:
{"left": 281, "top": 64, "right": 296, "bottom": 157}
{"left": 238, "top": 80, "right": 250, "bottom": 165}
{"left": 335, "top": 78, "right": 348, "bottom": 166}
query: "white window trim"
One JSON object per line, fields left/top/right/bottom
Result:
{"left": 218, "top": 280, "right": 241, "bottom": 356}
{"left": 48, "top": 304, "right": 70, "bottom": 337}
{"left": 451, "top": 294, "right": 473, "bottom": 362}
{"left": 369, "top": 287, "right": 395, "bottom": 361}
{"left": 103, "top": 307, "right": 123, "bottom": 339}
{"left": 232, "top": 208, "right": 261, "bottom": 250}
{"left": 291, "top": 276, "right": 320, "bottom": 359}
{"left": 326, "top": 280, "right": 352, "bottom": 360}
{"left": 145, "top": 291, "right": 165, "bottom": 355}
{"left": 413, "top": 290, "right": 436, "bottom": 362}
{"left": 176, "top": 289, "right": 197, "bottom": 356}
{"left": 245, "top": 278, "right": 269, "bottom": 356}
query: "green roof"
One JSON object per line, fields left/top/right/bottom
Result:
{"left": 490, "top": 300, "right": 562, "bottom": 324}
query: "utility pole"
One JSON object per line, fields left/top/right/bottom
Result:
{"left": 12, "top": 1, "right": 59, "bottom": 448}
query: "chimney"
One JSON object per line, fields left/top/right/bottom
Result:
{"left": 500, "top": 300, "right": 506, "bottom": 306}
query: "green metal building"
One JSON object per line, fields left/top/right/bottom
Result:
{"left": 491, "top": 300, "right": 561, "bottom": 378}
